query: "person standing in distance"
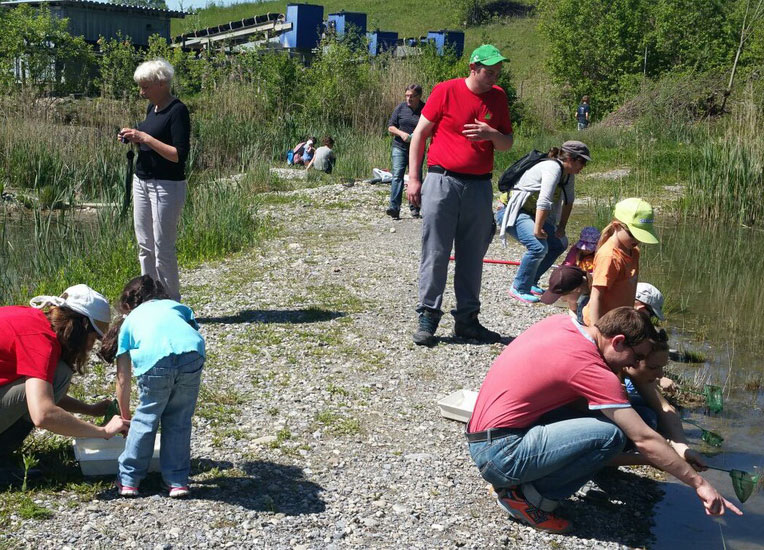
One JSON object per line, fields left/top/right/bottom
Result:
{"left": 407, "top": 45, "right": 514, "bottom": 347}
{"left": 386, "top": 84, "right": 425, "bottom": 220}
{"left": 576, "top": 95, "right": 590, "bottom": 130}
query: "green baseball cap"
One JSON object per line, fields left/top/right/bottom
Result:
{"left": 614, "top": 198, "right": 659, "bottom": 244}
{"left": 469, "top": 44, "right": 507, "bottom": 66}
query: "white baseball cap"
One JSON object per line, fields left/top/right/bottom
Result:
{"left": 635, "top": 282, "right": 665, "bottom": 321}
{"left": 30, "top": 284, "right": 111, "bottom": 336}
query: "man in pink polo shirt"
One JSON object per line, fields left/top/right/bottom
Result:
{"left": 407, "top": 44, "right": 514, "bottom": 347}
{"left": 467, "top": 307, "right": 741, "bottom": 533}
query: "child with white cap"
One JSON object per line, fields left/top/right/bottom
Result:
{"left": 0, "top": 285, "right": 129, "bottom": 485}
{"left": 634, "top": 282, "right": 665, "bottom": 321}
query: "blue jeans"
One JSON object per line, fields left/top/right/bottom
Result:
{"left": 506, "top": 211, "right": 566, "bottom": 294}
{"left": 469, "top": 410, "right": 625, "bottom": 503}
{"left": 388, "top": 146, "right": 421, "bottom": 212}
{"left": 119, "top": 351, "right": 204, "bottom": 488}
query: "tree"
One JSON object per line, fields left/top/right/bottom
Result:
{"left": 721, "top": 0, "right": 764, "bottom": 111}
{"left": 538, "top": 0, "right": 649, "bottom": 111}
{"left": 0, "top": 5, "right": 94, "bottom": 95}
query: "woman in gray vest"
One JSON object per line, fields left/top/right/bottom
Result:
{"left": 498, "top": 141, "right": 590, "bottom": 304}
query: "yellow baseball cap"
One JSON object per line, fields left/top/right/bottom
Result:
{"left": 614, "top": 198, "right": 659, "bottom": 244}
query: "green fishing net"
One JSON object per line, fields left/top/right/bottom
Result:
{"left": 730, "top": 470, "right": 760, "bottom": 503}
{"left": 701, "top": 428, "right": 724, "bottom": 448}
{"left": 704, "top": 384, "right": 723, "bottom": 413}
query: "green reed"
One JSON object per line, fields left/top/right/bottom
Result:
{"left": 681, "top": 92, "right": 764, "bottom": 225}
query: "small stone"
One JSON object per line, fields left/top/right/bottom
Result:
{"left": 252, "top": 435, "right": 278, "bottom": 446}
{"left": 389, "top": 227, "right": 396, "bottom": 233}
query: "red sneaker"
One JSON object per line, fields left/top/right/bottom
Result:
{"left": 496, "top": 488, "right": 572, "bottom": 533}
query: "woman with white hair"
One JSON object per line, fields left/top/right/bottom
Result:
{"left": 118, "top": 58, "right": 191, "bottom": 302}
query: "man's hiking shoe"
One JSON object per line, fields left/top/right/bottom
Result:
{"left": 412, "top": 312, "right": 439, "bottom": 347}
{"left": 115, "top": 480, "right": 139, "bottom": 497}
{"left": 385, "top": 207, "right": 401, "bottom": 220}
{"left": 453, "top": 315, "right": 501, "bottom": 343}
{"left": 496, "top": 488, "right": 571, "bottom": 534}
{"left": 510, "top": 287, "right": 540, "bottom": 304}
{"left": 530, "top": 285, "right": 545, "bottom": 296}
{"left": 410, "top": 208, "right": 421, "bottom": 219}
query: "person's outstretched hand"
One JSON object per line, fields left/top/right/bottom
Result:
{"left": 103, "top": 415, "right": 130, "bottom": 438}
{"left": 697, "top": 480, "right": 743, "bottom": 516}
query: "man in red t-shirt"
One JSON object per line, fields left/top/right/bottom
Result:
{"left": 406, "top": 44, "right": 514, "bottom": 347}
{"left": 467, "top": 307, "right": 741, "bottom": 533}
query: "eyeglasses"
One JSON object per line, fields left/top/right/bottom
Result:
{"left": 577, "top": 157, "right": 588, "bottom": 167}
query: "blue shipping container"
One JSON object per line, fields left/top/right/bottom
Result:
{"left": 367, "top": 31, "right": 398, "bottom": 56}
{"left": 280, "top": 3, "right": 323, "bottom": 50}
{"left": 327, "top": 11, "right": 366, "bottom": 36}
{"left": 426, "top": 30, "right": 464, "bottom": 57}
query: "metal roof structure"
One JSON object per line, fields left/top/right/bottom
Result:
{"left": 0, "top": 0, "right": 185, "bottom": 18}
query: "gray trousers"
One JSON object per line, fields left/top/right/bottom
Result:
{"left": 0, "top": 360, "right": 73, "bottom": 449}
{"left": 133, "top": 175, "right": 187, "bottom": 302}
{"left": 417, "top": 172, "right": 495, "bottom": 321}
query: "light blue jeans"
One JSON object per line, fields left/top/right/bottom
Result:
{"left": 388, "top": 146, "right": 421, "bottom": 212}
{"left": 506, "top": 211, "right": 566, "bottom": 294}
{"left": 119, "top": 351, "right": 204, "bottom": 488}
{"left": 468, "top": 409, "right": 625, "bottom": 503}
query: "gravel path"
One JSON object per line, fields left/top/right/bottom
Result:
{"left": 5, "top": 180, "right": 662, "bottom": 549}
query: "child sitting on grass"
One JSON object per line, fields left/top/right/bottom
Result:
{"left": 562, "top": 226, "right": 600, "bottom": 273}
{"left": 581, "top": 198, "right": 659, "bottom": 326}
{"left": 99, "top": 275, "right": 205, "bottom": 498}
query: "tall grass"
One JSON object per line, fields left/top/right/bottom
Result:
{"left": 0, "top": 168, "right": 269, "bottom": 305}
{"left": 682, "top": 88, "right": 764, "bottom": 225}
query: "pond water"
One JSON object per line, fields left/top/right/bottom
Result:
{"left": 570, "top": 213, "right": 764, "bottom": 548}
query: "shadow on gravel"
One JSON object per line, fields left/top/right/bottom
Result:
{"left": 191, "top": 459, "right": 325, "bottom": 516}
{"left": 436, "top": 335, "right": 516, "bottom": 346}
{"left": 559, "top": 467, "right": 663, "bottom": 548}
{"left": 196, "top": 308, "right": 345, "bottom": 325}
{"left": 95, "top": 458, "right": 325, "bottom": 516}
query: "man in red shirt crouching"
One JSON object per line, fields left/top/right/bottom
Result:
{"left": 407, "top": 44, "right": 514, "bottom": 347}
{"left": 467, "top": 307, "right": 741, "bottom": 533}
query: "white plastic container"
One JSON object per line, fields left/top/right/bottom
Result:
{"left": 437, "top": 389, "right": 479, "bottom": 423}
{"left": 73, "top": 436, "right": 161, "bottom": 476}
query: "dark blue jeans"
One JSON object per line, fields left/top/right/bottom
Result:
{"left": 388, "top": 146, "right": 421, "bottom": 212}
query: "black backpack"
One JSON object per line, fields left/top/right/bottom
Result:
{"left": 498, "top": 150, "right": 561, "bottom": 193}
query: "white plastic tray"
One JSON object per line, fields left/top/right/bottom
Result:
{"left": 73, "top": 436, "right": 161, "bottom": 476}
{"left": 437, "top": 389, "right": 479, "bottom": 423}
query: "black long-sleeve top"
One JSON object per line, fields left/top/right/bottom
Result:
{"left": 135, "top": 98, "right": 191, "bottom": 181}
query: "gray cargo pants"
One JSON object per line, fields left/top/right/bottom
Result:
{"left": 417, "top": 172, "right": 494, "bottom": 322}
{"left": 0, "top": 360, "right": 73, "bottom": 447}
